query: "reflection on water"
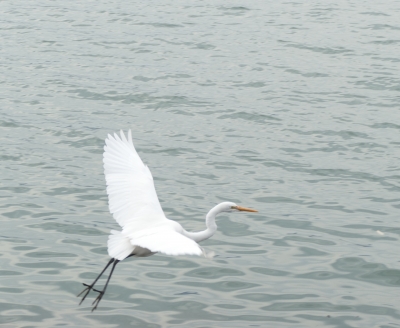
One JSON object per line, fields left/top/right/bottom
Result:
{"left": 1, "top": 0, "right": 400, "bottom": 326}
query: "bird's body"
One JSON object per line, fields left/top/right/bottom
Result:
{"left": 78, "top": 130, "right": 257, "bottom": 311}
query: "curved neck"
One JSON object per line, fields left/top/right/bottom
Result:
{"left": 183, "top": 204, "right": 224, "bottom": 243}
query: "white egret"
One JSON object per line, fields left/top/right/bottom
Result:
{"left": 78, "top": 130, "right": 257, "bottom": 311}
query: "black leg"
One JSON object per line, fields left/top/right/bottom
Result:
{"left": 91, "top": 259, "right": 119, "bottom": 311}
{"left": 78, "top": 258, "right": 115, "bottom": 305}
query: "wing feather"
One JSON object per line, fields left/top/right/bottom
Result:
{"left": 103, "top": 130, "right": 165, "bottom": 228}
{"left": 104, "top": 130, "right": 202, "bottom": 259}
{"left": 130, "top": 228, "right": 203, "bottom": 256}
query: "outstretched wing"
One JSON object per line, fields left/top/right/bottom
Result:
{"left": 108, "top": 227, "right": 203, "bottom": 260}
{"left": 122, "top": 223, "right": 203, "bottom": 257}
{"left": 103, "top": 130, "right": 165, "bottom": 228}
{"left": 133, "top": 229, "right": 203, "bottom": 256}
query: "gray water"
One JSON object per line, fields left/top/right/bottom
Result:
{"left": 1, "top": 1, "right": 400, "bottom": 327}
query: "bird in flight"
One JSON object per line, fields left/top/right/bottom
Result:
{"left": 78, "top": 130, "right": 257, "bottom": 311}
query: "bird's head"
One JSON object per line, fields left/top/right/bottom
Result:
{"left": 217, "top": 201, "right": 258, "bottom": 213}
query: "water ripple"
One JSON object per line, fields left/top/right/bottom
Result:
{"left": 1, "top": 0, "right": 400, "bottom": 326}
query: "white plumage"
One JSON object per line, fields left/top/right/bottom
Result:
{"left": 78, "top": 130, "right": 257, "bottom": 311}
{"left": 104, "top": 130, "right": 202, "bottom": 259}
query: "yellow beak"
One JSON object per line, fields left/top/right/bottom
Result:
{"left": 233, "top": 206, "right": 258, "bottom": 212}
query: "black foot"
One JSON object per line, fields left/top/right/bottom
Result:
{"left": 91, "top": 291, "right": 105, "bottom": 312}
{"left": 77, "top": 283, "right": 94, "bottom": 305}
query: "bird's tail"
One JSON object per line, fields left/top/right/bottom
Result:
{"left": 107, "top": 230, "right": 134, "bottom": 260}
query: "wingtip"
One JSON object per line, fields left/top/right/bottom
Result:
{"left": 120, "top": 130, "right": 128, "bottom": 143}
{"left": 113, "top": 132, "right": 121, "bottom": 142}
{"left": 128, "top": 129, "right": 133, "bottom": 145}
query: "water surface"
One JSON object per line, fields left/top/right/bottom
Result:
{"left": 1, "top": 1, "right": 400, "bottom": 327}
